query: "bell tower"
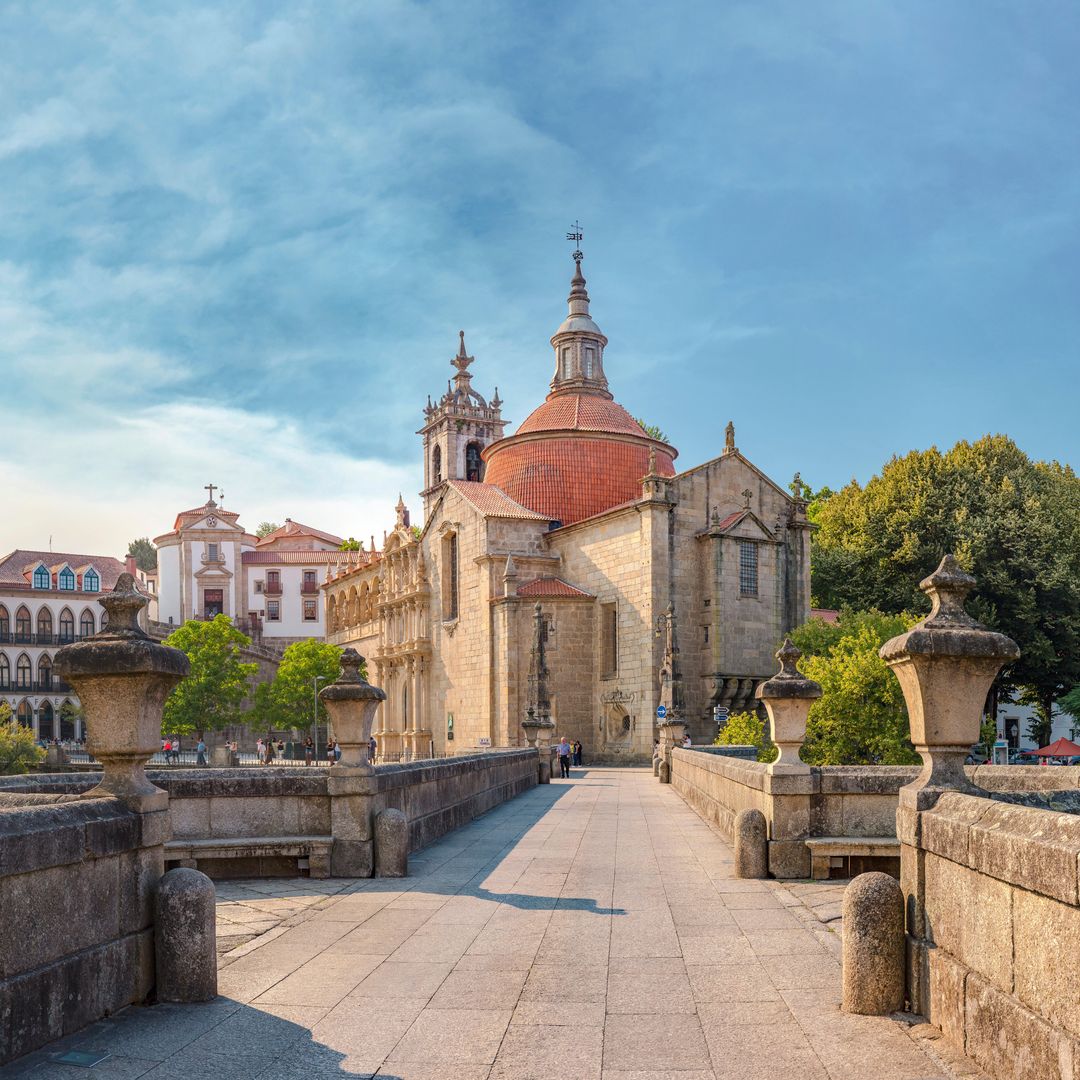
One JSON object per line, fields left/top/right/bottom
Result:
{"left": 419, "top": 331, "right": 507, "bottom": 520}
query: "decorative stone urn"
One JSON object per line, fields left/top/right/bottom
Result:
{"left": 880, "top": 555, "right": 1019, "bottom": 809}
{"left": 756, "top": 639, "right": 821, "bottom": 773}
{"left": 54, "top": 573, "right": 189, "bottom": 812}
{"left": 319, "top": 649, "right": 387, "bottom": 774}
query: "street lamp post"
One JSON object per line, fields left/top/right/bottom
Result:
{"left": 313, "top": 675, "right": 328, "bottom": 759}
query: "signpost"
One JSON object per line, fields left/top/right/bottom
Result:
{"left": 713, "top": 705, "right": 729, "bottom": 727}
{"left": 656, "top": 704, "right": 667, "bottom": 720}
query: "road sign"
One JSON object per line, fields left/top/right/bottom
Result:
{"left": 713, "top": 705, "right": 729, "bottom": 724}
{"left": 656, "top": 704, "right": 667, "bottom": 720}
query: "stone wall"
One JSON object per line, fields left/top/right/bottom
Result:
{"left": 0, "top": 795, "right": 164, "bottom": 1063}
{"left": 905, "top": 791, "right": 1080, "bottom": 1080}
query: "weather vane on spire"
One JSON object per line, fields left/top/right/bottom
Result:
{"left": 566, "top": 220, "right": 583, "bottom": 263}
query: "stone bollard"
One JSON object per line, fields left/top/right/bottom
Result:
{"left": 658, "top": 758, "right": 671, "bottom": 783}
{"left": 657, "top": 718, "right": 684, "bottom": 784}
{"left": 842, "top": 872, "right": 905, "bottom": 1015}
{"left": 652, "top": 754, "right": 661, "bottom": 777}
{"left": 156, "top": 867, "right": 217, "bottom": 1002}
{"left": 734, "top": 808, "right": 768, "bottom": 879}
{"left": 374, "top": 808, "right": 408, "bottom": 877}
{"left": 320, "top": 650, "right": 387, "bottom": 877}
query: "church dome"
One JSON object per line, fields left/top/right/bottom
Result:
{"left": 482, "top": 256, "right": 677, "bottom": 526}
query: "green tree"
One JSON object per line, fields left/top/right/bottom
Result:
{"left": 0, "top": 704, "right": 44, "bottom": 773}
{"left": 811, "top": 436, "right": 1080, "bottom": 734}
{"left": 634, "top": 418, "right": 669, "bottom": 442}
{"left": 790, "top": 609, "right": 920, "bottom": 766}
{"left": 162, "top": 616, "right": 257, "bottom": 736}
{"left": 249, "top": 639, "right": 345, "bottom": 733}
{"left": 714, "top": 712, "right": 778, "bottom": 763}
{"left": 126, "top": 537, "right": 157, "bottom": 572}
{"left": 1060, "top": 686, "right": 1080, "bottom": 741}
{"left": 339, "top": 537, "right": 365, "bottom": 551}
{"left": 255, "top": 521, "right": 280, "bottom": 539}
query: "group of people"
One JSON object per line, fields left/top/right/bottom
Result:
{"left": 556, "top": 737, "right": 584, "bottom": 778}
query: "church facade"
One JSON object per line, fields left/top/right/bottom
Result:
{"left": 324, "top": 255, "right": 811, "bottom": 758}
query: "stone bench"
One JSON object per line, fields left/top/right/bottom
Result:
{"left": 805, "top": 837, "right": 900, "bottom": 880}
{"left": 165, "top": 836, "right": 332, "bottom": 879}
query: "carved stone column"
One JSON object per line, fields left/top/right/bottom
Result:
{"left": 320, "top": 649, "right": 388, "bottom": 877}
{"left": 880, "top": 554, "right": 1019, "bottom": 1014}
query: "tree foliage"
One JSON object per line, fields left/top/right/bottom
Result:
{"left": 634, "top": 418, "right": 669, "bottom": 443}
{"left": 162, "top": 616, "right": 257, "bottom": 736}
{"left": 126, "top": 537, "right": 157, "bottom": 572}
{"left": 1, "top": 704, "right": 44, "bottom": 773}
{"left": 248, "top": 639, "right": 345, "bottom": 733}
{"left": 339, "top": 537, "right": 364, "bottom": 551}
{"left": 255, "top": 521, "right": 280, "bottom": 538}
{"left": 790, "top": 609, "right": 920, "bottom": 766}
{"left": 811, "top": 436, "right": 1080, "bottom": 733}
{"left": 714, "top": 712, "right": 778, "bottom": 763}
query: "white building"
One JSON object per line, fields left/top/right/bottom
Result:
{"left": 0, "top": 549, "right": 141, "bottom": 740}
{"left": 154, "top": 493, "right": 355, "bottom": 645}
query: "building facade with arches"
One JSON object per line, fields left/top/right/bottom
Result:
{"left": 326, "top": 255, "right": 812, "bottom": 759}
{"left": 0, "top": 549, "right": 140, "bottom": 741}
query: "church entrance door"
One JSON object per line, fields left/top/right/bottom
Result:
{"left": 203, "top": 589, "right": 224, "bottom": 618}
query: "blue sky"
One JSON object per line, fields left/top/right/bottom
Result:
{"left": 1, "top": 1, "right": 1078, "bottom": 557}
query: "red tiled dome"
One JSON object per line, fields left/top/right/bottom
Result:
{"left": 483, "top": 390, "right": 677, "bottom": 526}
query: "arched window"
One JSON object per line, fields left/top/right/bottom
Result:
{"left": 0, "top": 605, "right": 8, "bottom": 639}
{"left": 583, "top": 345, "right": 596, "bottom": 379}
{"left": 38, "top": 701, "right": 54, "bottom": 741}
{"left": 59, "top": 608, "right": 75, "bottom": 642}
{"left": 0, "top": 653, "right": 9, "bottom": 688}
{"left": 14, "top": 607, "right": 31, "bottom": 642}
{"left": 16, "top": 700, "right": 33, "bottom": 727}
{"left": 83, "top": 568, "right": 100, "bottom": 592}
{"left": 58, "top": 566, "right": 75, "bottom": 591}
{"left": 16, "top": 654, "right": 31, "bottom": 689}
{"left": 432, "top": 444, "right": 442, "bottom": 484}
{"left": 465, "top": 442, "right": 483, "bottom": 483}
{"left": 37, "top": 607, "right": 53, "bottom": 641}
{"left": 80, "top": 609, "right": 95, "bottom": 638}
{"left": 39, "top": 654, "right": 52, "bottom": 690}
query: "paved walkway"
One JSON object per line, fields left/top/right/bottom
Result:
{"left": 18, "top": 768, "right": 961, "bottom": 1080}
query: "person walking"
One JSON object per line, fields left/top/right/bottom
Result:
{"left": 369, "top": 736, "right": 377, "bottom": 762}
{"left": 573, "top": 740, "right": 583, "bottom": 766}
{"left": 162, "top": 738, "right": 172, "bottom": 764}
{"left": 304, "top": 737, "right": 314, "bottom": 766}
{"left": 557, "top": 737, "right": 572, "bottom": 778}
{"left": 196, "top": 738, "right": 207, "bottom": 766}
{"left": 264, "top": 738, "right": 276, "bottom": 766}
{"left": 327, "top": 740, "right": 337, "bottom": 765}
{"left": 256, "top": 738, "right": 264, "bottom": 765}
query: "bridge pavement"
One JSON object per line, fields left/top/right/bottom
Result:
{"left": 14, "top": 767, "right": 966, "bottom": 1079}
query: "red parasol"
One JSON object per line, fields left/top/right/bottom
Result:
{"left": 1031, "top": 738, "right": 1080, "bottom": 757}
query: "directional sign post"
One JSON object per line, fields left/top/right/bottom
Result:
{"left": 713, "top": 705, "right": 729, "bottom": 726}
{"left": 656, "top": 704, "right": 667, "bottom": 720}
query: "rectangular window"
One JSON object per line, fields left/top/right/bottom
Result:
{"left": 739, "top": 541, "right": 759, "bottom": 597}
{"left": 601, "top": 602, "right": 618, "bottom": 678}
{"left": 542, "top": 615, "right": 556, "bottom": 648}
{"left": 303, "top": 570, "right": 316, "bottom": 586}
{"left": 267, "top": 600, "right": 280, "bottom": 621}
{"left": 703, "top": 625, "right": 710, "bottom": 644}
{"left": 583, "top": 346, "right": 595, "bottom": 378}
{"left": 303, "top": 599, "right": 318, "bottom": 621}
{"left": 254, "top": 580, "right": 264, "bottom": 594}
{"left": 207, "top": 543, "right": 219, "bottom": 560}
{"left": 442, "top": 533, "right": 459, "bottom": 620}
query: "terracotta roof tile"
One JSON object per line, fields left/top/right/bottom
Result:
{"left": 0, "top": 550, "right": 129, "bottom": 591}
{"left": 241, "top": 551, "right": 356, "bottom": 565}
{"left": 516, "top": 576, "right": 594, "bottom": 599}
{"left": 447, "top": 481, "right": 551, "bottom": 521}
{"left": 516, "top": 392, "right": 652, "bottom": 438}
{"left": 256, "top": 519, "right": 344, "bottom": 548}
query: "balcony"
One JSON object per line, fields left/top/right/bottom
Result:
{"left": 263, "top": 581, "right": 283, "bottom": 596}
{"left": 0, "top": 632, "right": 86, "bottom": 647}
{"left": 0, "top": 679, "right": 73, "bottom": 694}
{"left": 301, "top": 582, "right": 320, "bottom": 595}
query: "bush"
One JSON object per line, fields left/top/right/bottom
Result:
{"left": 0, "top": 711, "right": 45, "bottom": 774}
{"left": 714, "top": 711, "right": 778, "bottom": 763}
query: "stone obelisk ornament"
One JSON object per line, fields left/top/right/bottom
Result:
{"left": 54, "top": 573, "right": 189, "bottom": 811}
{"left": 320, "top": 648, "right": 386, "bottom": 773}
{"left": 756, "top": 638, "right": 821, "bottom": 773}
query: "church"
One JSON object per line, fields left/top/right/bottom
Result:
{"left": 324, "top": 253, "right": 812, "bottom": 759}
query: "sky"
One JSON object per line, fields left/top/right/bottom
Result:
{"left": 1, "top": 1, "right": 1078, "bottom": 558}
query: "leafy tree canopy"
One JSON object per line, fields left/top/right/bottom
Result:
{"left": 790, "top": 609, "right": 920, "bottom": 766}
{"left": 255, "top": 521, "right": 280, "bottom": 539}
{"left": 249, "top": 639, "right": 345, "bottom": 733}
{"left": 162, "top": 616, "right": 257, "bottom": 736}
{"left": 715, "top": 711, "right": 778, "bottom": 763}
{"left": 126, "top": 537, "right": 157, "bottom": 572}
{"left": 1, "top": 704, "right": 44, "bottom": 774}
{"left": 811, "top": 435, "right": 1080, "bottom": 730}
{"left": 339, "top": 537, "right": 365, "bottom": 551}
{"left": 634, "top": 418, "right": 669, "bottom": 443}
